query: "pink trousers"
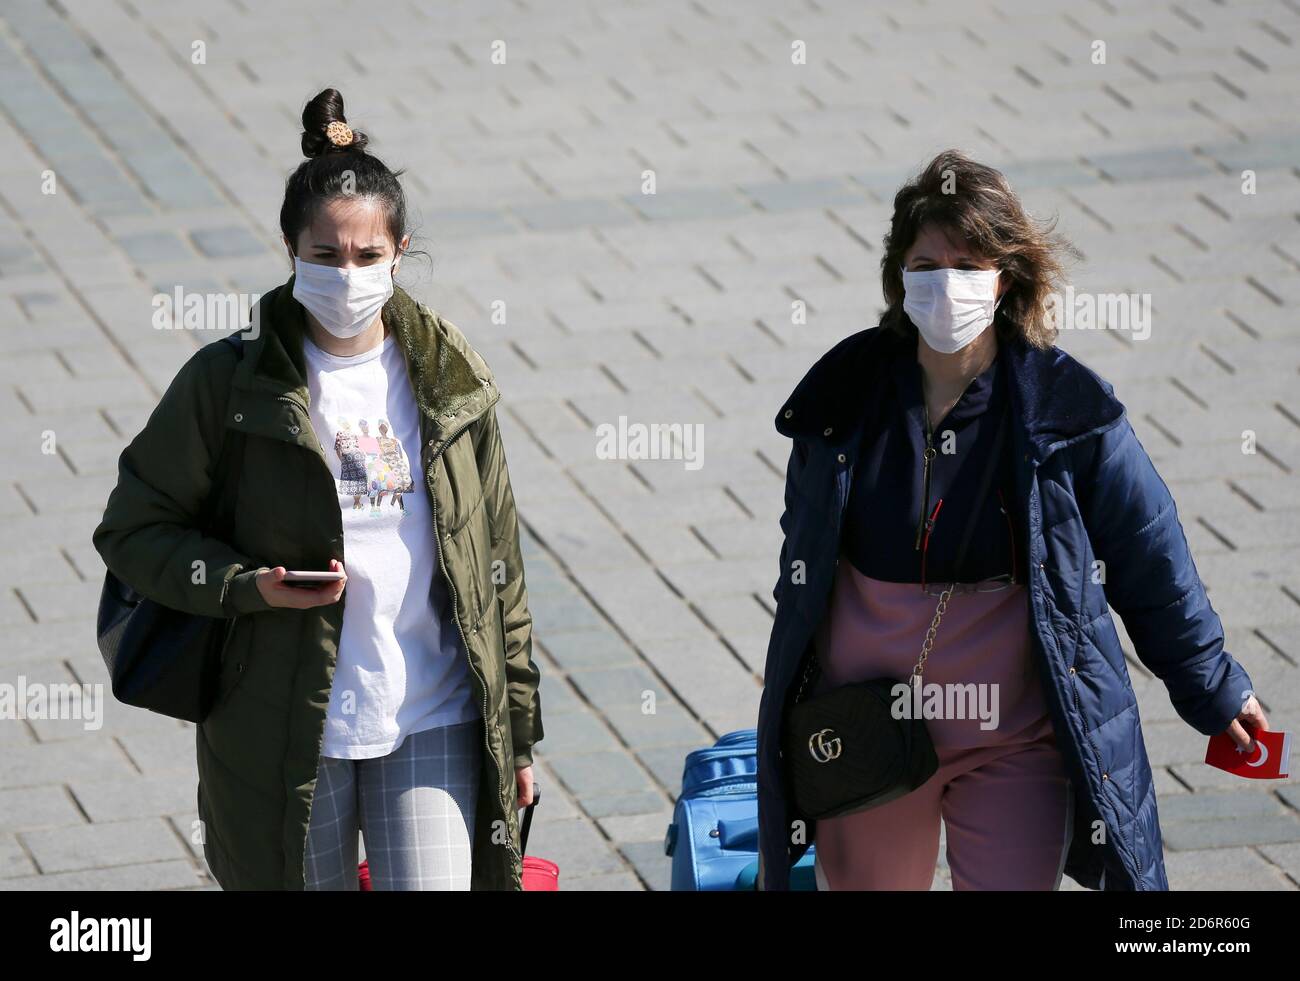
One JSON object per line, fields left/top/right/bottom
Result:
{"left": 813, "top": 734, "right": 1074, "bottom": 890}
{"left": 810, "top": 563, "right": 1074, "bottom": 890}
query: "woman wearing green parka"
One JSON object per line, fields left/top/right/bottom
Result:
{"left": 92, "top": 89, "right": 543, "bottom": 891}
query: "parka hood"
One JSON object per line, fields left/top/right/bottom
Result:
{"left": 232, "top": 278, "right": 498, "bottom": 450}
{"left": 775, "top": 316, "right": 1127, "bottom": 464}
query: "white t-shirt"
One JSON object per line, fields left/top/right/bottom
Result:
{"left": 302, "top": 329, "right": 480, "bottom": 760}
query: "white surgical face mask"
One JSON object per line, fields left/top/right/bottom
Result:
{"left": 901, "top": 265, "right": 1002, "bottom": 354}
{"left": 292, "top": 256, "right": 395, "bottom": 339}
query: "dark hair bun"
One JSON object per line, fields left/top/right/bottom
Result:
{"left": 300, "top": 88, "right": 370, "bottom": 158}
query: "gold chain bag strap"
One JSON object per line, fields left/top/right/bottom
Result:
{"left": 782, "top": 403, "right": 1010, "bottom": 822}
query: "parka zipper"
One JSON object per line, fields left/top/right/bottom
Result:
{"left": 913, "top": 375, "right": 977, "bottom": 551}
{"left": 919, "top": 498, "right": 943, "bottom": 590}
{"left": 425, "top": 417, "right": 522, "bottom": 878}
{"left": 914, "top": 428, "right": 937, "bottom": 550}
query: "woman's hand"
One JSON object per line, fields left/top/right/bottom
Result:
{"left": 1224, "top": 692, "right": 1269, "bottom": 752}
{"left": 255, "top": 559, "right": 347, "bottom": 609}
{"left": 515, "top": 765, "right": 535, "bottom": 808}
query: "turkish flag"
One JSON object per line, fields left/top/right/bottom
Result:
{"left": 1205, "top": 729, "right": 1291, "bottom": 779}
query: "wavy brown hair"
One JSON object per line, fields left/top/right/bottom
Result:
{"left": 879, "top": 149, "right": 1079, "bottom": 350}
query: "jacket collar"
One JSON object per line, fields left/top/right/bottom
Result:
{"left": 231, "top": 278, "right": 498, "bottom": 453}
{"left": 775, "top": 315, "right": 1127, "bottom": 464}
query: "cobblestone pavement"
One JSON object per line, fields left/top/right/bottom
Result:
{"left": 0, "top": 0, "right": 1298, "bottom": 890}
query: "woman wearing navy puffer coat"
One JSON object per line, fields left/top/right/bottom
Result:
{"left": 755, "top": 149, "right": 1268, "bottom": 891}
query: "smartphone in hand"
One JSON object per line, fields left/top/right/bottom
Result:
{"left": 281, "top": 570, "right": 347, "bottom": 589}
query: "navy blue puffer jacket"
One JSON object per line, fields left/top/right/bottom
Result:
{"left": 756, "top": 321, "right": 1255, "bottom": 890}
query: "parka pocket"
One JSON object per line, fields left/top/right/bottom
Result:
{"left": 214, "top": 614, "right": 255, "bottom": 707}
{"left": 495, "top": 593, "right": 509, "bottom": 660}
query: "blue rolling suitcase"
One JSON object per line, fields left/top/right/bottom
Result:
{"left": 664, "top": 729, "right": 817, "bottom": 890}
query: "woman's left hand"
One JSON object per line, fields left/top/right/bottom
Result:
{"left": 515, "top": 765, "right": 535, "bottom": 807}
{"left": 1224, "top": 693, "right": 1269, "bottom": 752}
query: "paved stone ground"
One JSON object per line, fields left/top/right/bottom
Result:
{"left": 0, "top": 0, "right": 1298, "bottom": 891}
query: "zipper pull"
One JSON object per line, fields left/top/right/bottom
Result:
{"left": 914, "top": 443, "right": 936, "bottom": 550}
{"left": 922, "top": 498, "right": 942, "bottom": 540}
{"left": 915, "top": 397, "right": 935, "bottom": 550}
{"left": 919, "top": 497, "right": 944, "bottom": 588}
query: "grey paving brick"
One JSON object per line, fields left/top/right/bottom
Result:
{"left": 0, "top": 786, "right": 84, "bottom": 833}
{"left": 546, "top": 750, "right": 659, "bottom": 798}
{"left": 534, "top": 670, "right": 582, "bottom": 717}
{"left": 422, "top": 208, "right": 517, "bottom": 237}
{"left": 511, "top": 198, "right": 634, "bottom": 231}
{"left": 0, "top": 737, "right": 135, "bottom": 789}
{"left": 1140, "top": 721, "right": 1221, "bottom": 767}
{"left": 638, "top": 744, "right": 705, "bottom": 794}
{"left": 189, "top": 227, "right": 267, "bottom": 259}
{"left": 561, "top": 789, "right": 668, "bottom": 820}
{"left": 740, "top": 178, "right": 866, "bottom": 212}
{"left": 602, "top": 699, "right": 711, "bottom": 751}
{"left": 596, "top": 808, "right": 677, "bottom": 844}
{"left": 531, "top": 708, "right": 617, "bottom": 758}
{"left": 1156, "top": 790, "right": 1290, "bottom": 823}
{"left": 563, "top": 870, "right": 645, "bottom": 890}
{"left": 4, "top": 860, "right": 202, "bottom": 890}
{"left": 1279, "top": 785, "right": 1300, "bottom": 812}
{"left": 1084, "top": 148, "right": 1218, "bottom": 182}
{"left": 17, "top": 581, "right": 103, "bottom": 623}
{"left": 619, "top": 840, "right": 672, "bottom": 891}
{"left": 167, "top": 813, "right": 206, "bottom": 861}
{"left": 567, "top": 664, "right": 669, "bottom": 709}
{"left": 22, "top": 817, "right": 191, "bottom": 873}
{"left": 528, "top": 592, "right": 611, "bottom": 636}
{"left": 522, "top": 816, "right": 625, "bottom": 878}
{"left": 536, "top": 628, "right": 640, "bottom": 671}
{"left": 118, "top": 231, "right": 191, "bottom": 265}
{"left": 0, "top": 832, "right": 36, "bottom": 877}
{"left": 18, "top": 377, "right": 156, "bottom": 413}
{"left": 995, "top": 158, "right": 1101, "bottom": 190}
{"left": 1258, "top": 842, "right": 1300, "bottom": 884}
{"left": 1164, "top": 847, "right": 1296, "bottom": 890}
{"left": 1199, "top": 135, "right": 1300, "bottom": 172}
{"left": 624, "top": 188, "right": 752, "bottom": 222}
{"left": 70, "top": 772, "right": 198, "bottom": 823}
{"left": 1162, "top": 815, "right": 1300, "bottom": 851}
{"left": 115, "top": 726, "right": 196, "bottom": 776}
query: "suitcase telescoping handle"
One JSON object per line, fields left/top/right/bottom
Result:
{"left": 520, "top": 782, "right": 540, "bottom": 856}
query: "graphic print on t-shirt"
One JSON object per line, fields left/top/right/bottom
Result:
{"left": 330, "top": 416, "right": 416, "bottom": 515}
{"left": 301, "top": 331, "right": 480, "bottom": 760}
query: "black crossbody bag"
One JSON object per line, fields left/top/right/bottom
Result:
{"left": 782, "top": 404, "right": 1010, "bottom": 821}
{"left": 96, "top": 334, "right": 246, "bottom": 723}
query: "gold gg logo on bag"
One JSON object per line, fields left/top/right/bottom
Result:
{"left": 808, "top": 728, "right": 841, "bottom": 763}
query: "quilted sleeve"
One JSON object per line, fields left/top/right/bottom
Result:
{"left": 1074, "top": 418, "right": 1254, "bottom": 735}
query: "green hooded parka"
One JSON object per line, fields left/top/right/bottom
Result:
{"left": 93, "top": 279, "right": 543, "bottom": 890}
